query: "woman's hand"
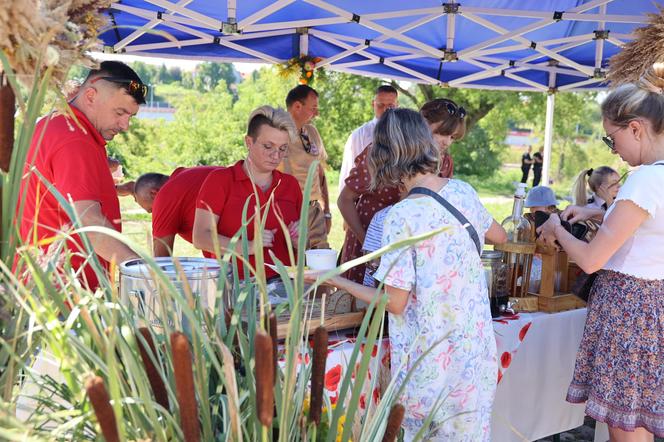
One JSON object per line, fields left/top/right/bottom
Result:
{"left": 560, "top": 205, "right": 604, "bottom": 223}
{"left": 288, "top": 221, "right": 299, "bottom": 244}
{"left": 302, "top": 270, "right": 338, "bottom": 286}
{"left": 537, "top": 213, "right": 561, "bottom": 248}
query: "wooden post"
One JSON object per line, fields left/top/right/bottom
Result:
{"left": 0, "top": 71, "right": 15, "bottom": 173}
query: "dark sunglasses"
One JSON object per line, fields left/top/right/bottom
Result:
{"left": 601, "top": 126, "right": 624, "bottom": 152}
{"left": 299, "top": 130, "right": 314, "bottom": 154}
{"left": 444, "top": 102, "right": 466, "bottom": 119}
{"left": 91, "top": 76, "right": 148, "bottom": 100}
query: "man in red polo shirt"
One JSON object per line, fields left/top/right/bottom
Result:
{"left": 18, "top": 61, "right": 144, "bottom": 289}
{"left": 133, "top": 166, "right": 223, "bottom": 257}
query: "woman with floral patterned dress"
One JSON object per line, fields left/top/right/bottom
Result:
{"left": 539, "top": 63, "right": 664, "bottom": 441}
{"left": 338, "top": 98, "right": 464, "bottom": 284}
{"left": 306, "top": 108, "right": 507, "bottom": 440}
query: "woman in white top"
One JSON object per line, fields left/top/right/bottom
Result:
{"left": 571, "top": 166, "right": 621, "bottom": 210}
{"left": 539, "top": 63, "right": 664, "bottom": 441}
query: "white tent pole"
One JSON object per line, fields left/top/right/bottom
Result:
{"left": 300, "top": 32, "right": 309, "bottom": 56}
{"left": 114, "top": 0, "right": 192, "bottom": 51}
{"left": 542, "top": 92, "right": 555, "bottom": 186}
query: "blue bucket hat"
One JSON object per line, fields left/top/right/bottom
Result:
{"left": 525, "top": 186, "right": 558, "bottom": 208}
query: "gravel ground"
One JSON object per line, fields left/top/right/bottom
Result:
{"left": 536, "top": 417, "right": 664, "bottom": 441}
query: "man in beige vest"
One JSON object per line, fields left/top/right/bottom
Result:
{"left": 280, "top": 85, "right": 331, "bottom": 249}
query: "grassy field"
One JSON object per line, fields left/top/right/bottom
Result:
{"left": 121, "top": 167, "right": 561, "bottom": 257}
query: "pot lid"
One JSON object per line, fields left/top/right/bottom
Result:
{"left": 120, "top": 257, "right": 221, "bottom": 279}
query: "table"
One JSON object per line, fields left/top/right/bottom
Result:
{"left": 491, "top": 308, "right": 588, "bottom": 441}
{"left": 278, "top": 309, "right": 588, "bottom": 442}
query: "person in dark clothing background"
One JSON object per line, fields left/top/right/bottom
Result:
{"left": 520, "top": 146, "right": 534, "bottom": 183}
{"left": 532, "top": 146, "right": 544, "bottom": 186}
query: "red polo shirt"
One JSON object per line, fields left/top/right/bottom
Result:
{"left": 196, "top": 160, "right": 303, "bottom": 279}
{"left": 18, "top": 105, "right": 120, "bottom": 289}
{"left": 152, "top": 166, "right": 223, "bottom": 252}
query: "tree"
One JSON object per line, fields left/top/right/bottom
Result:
{"left": 194, "top": 62, "right": 238, "bottom": 95}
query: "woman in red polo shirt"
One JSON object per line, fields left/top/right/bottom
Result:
{"left": 193, "top": 106, "right": 303, "bottom": 281}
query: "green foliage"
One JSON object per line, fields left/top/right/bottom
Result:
{"left": 450, "top": 125, "right": 502, "bottom": 177}
{"left": 193, "top": 62, "right": 238, "bottom": 95}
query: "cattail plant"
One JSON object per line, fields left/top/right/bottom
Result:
{"left": 268, "top": 313, "right": 278, "bottom": 383}
{"left": 381, "top": 403, "right": 405, "bottom": 442}
{"left": 137, "top": 327, "right": 170, "bottom": 410}
{"left": 171, "top": 332, "right": 200, "bottom": 442}
{"left": 254, "top": 330, "right": 274, "bottom": 427}
{"left": 309, "top": 325, "right": 328, "bottom": 425}
{"left": 85, "top": 376, "right": 120, "bottom": 442}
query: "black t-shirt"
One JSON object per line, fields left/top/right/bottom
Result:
{"left": 521, "top": 153, "right": 532, "bottom": 170}
{"left": 533, "top": 152, "right": 543, "bottom": 170}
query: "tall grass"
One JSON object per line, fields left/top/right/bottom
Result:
{"left": 0, "top": 55, "right": 455, "bottom": 441}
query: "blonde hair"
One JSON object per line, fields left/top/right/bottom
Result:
{"left": 368, "top": 108, "right": 440, "bottom": 190}
{"left": 246, "top": 105, "right": 296, "bottom": 142}
{"left": 601, "top": 63, "right": 664, "bottom": 134}
{"left": 572, "top": 166, "right": 617, "bottom": 206}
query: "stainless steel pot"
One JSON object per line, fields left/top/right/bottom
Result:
{"left": 119, "top": 257, "right": 228, "bottom": 330}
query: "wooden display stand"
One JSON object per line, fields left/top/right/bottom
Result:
{"left": 494, "top": 242, "right": 539, "bottom": 313}
{"left": 531, "top": 244, "right": 586, "bottom": 313}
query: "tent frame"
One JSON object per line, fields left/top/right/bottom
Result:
{"left": 104, "top": 0, "right": 650, "bottom": 183}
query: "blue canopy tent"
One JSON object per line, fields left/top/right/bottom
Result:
{"left": 100, "top": 0, "right": 659, "bottom": 184}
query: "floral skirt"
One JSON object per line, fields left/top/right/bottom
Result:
{"left": 566, "top": 270, "right": 664, "bottom": 436}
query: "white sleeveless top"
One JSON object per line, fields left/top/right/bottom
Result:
{"left": 603, "top": 161, "right": 664, "bottom": 279}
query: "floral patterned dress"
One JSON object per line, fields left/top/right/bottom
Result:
{"left": 373, "top": 179, "right": 497, "bottom": 441}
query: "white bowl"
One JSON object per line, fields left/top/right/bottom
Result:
{"left": 305, "top": 249, "right": 338, "bottom": 270}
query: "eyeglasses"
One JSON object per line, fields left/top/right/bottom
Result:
{"left": 91, "top": 76, "right": 148, "bottom": 101}
{"left": 602, "top": 126, "right": 626, "bottom": 151}
{"left": 261, "top": 143, "right": 288, "bottom": 157}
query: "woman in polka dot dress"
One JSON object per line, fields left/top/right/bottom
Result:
{"left": 338, "top": 98, "right": 466, "bottom": 283}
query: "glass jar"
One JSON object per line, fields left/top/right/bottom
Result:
{"left": 481, "top": 250, "right": 509, "bottom": 317}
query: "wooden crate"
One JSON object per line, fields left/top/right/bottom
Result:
{"left": 275, "top": 288, "right": 365, "bottom": 339}
{"left": 509, "top": 295, "right": 539, "bottom": 313}
{"left": 536, "top": 293, "right": 586, "bottom": 313}
{"left": 276, "top": 311, "right": 365, "bottom": 339}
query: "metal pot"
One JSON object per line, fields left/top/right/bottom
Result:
{"left": 119, "top": 257, "right": 228, "bottom": 330}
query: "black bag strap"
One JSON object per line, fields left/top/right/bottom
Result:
{"left": 408, "top": 186, "right": 482, "bottom": 256}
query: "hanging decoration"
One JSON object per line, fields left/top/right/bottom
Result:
{"left": 607, "top": 4, "right": 664, "bottom": 86}
{"left": 277, "top": 54, "right": 323, "bottom": 85}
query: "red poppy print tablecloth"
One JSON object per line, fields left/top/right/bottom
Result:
{"left": 277, "top": 312, "right": 538, "bottom": 409}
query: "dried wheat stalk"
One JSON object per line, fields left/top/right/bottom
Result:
{"left": 607, "top": 5, "right": 664, "bottom": 86}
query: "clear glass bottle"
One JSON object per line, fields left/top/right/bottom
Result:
{"left": 499, "top": 183, "right": 535, "bottom": 299}
{"left": 501, "top": 183, "right": 533, "bottom": 243}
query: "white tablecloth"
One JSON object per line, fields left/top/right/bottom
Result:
{"left": 491, "top": 308, "right": 588, "bottom": 442}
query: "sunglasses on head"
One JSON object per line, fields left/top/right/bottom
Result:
{"left": 91, "top": 76, "right": 148, "bottom": 100}
{"left": 444, "top": 101, "right": 466, "bottom": 119}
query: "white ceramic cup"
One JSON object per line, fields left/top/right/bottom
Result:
{"left": 304, "top": 249, "right": 338, "bottom": 270}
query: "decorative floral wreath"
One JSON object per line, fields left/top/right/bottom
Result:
{"left": 277, "top": 54, "right": 323, "bottom": 85}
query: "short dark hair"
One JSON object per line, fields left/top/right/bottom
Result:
{"left": 285, "top": 85, "right": 318, "bottom": 108}
{"left": 85, "top": 61, "right": 147, "bottom": 105}
{"left": 375, "top": 85, "right": 398, "bottom": 96}
{"left": 135, "top": 172, "right": 169, "bottom": 195}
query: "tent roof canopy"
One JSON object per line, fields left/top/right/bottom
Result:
{"left": 100, "top": 0, "right": 659, "bottom": 92}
